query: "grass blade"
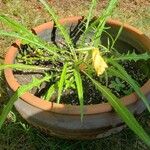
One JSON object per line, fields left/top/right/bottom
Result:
{"left": 92, "top": 0, "right": 118, "bottom": 47}
{"left": 38, "top": 0, "right": 77, "bottom": 60}
{"left": 84, "top": 71, "right": 150, "bottom": 147}
{"left": 0, "top": 30, "right": 59, "bottom": 56}
{"left": 80, "top": 0, "right": 118, "bottom": 47}
{"left": 110, "top": 25, "right": 123, "bottom": 49}
{"left": 0, "top": 75, "right": 51, "bottom": 129}
{"left": 39, "top": 0, "right": 72, "bottom": 46}
{"left": 57, "top": 63, "right": 68, "bottom": 103}
{"left": 85, "top": 0, "right": 98, "bottom": 30}
{"left": 0, "top": 14, "right": 32, "bottom": 35}
{"left": 74, "top": 69, "right": 84, "bottom": 121}
{"left": 44, "top": 83, "right": 56, "bottom": 101}
{"left": 110, "top": 52, "right": 150, "bottom": 62}
{"left": 0, "top": 64, "right": 50, "bottom": 71}
{"left": 109, "top": 61, "right": 150, "bottom": 112}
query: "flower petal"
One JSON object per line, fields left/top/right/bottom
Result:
{"left": 92, "top": 48, "right": 108, "bottom": 76}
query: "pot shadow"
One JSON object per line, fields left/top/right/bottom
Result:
{"left": 2, "top": 85, "right": 150, "bottom": 149}
{"left": 15, "top": 92, "right": 150, "bottom": 141}
{"left": 13, "top": 98, "right": 150, "bottom": 150}
{"left": 14, "top": 97, "right": 123, "bottom": 139}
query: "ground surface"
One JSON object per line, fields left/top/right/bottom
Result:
{"left": 0, "top": 0, "right": 150, "bottom": 149}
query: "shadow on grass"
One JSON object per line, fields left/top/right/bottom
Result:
{"left": 1, "top": 88, "right": 149, "bottom": 150}
{"left": 4, "top": 98, "right": 148, "bottom": 150}
{"left": 0, "top": 55, "right": 4, "bottom": 60}
{"left": 0, "top": 111, "right": 149, "bottom": 150}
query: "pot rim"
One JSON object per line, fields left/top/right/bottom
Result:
{"left": 4, "top": 16, "right": 150, "bottom": 115}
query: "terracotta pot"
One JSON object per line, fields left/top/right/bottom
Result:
{"left": 4, "top": 16, "right": 150, "bottom": 139}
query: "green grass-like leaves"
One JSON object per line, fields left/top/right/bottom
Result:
{"left": 39, "top": 0, "right": 77, "bottom": 60}
{"left": 92, "top": 0, "right": 118, "bottom": 47}
{"left": 0, "top": 15, "right": 60, "bottom": 56}
{"left": 44, "top": 83, "right": 56, "bottom": 101}
{"left": 110, "top": 52, "right": 150, "bottom": 62}
{"left": 74, "top": 69, "right": 84, "bottom": 120}
{"left": 85, "top": 0, "right": 98, "bottom": 30}
{"left": 57, "top": 63, "right": 68, "bottom": 103}
{"left": 0, "top": 64, "right": 50, "bottom": 71}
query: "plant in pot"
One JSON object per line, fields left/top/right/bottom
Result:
{"left": 0, "top": 0, "right": 150, "bottom": 146}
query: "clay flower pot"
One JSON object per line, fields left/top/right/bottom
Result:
{"left": 4, "top": 16, "right": 150, "bottom": 139}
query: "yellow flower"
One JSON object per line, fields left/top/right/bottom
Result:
{"left": 92, "top": 48, "right": 108, "bottom": 76}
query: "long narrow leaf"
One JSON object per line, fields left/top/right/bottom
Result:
{"left": 44, "top": 83, "right": 56, "bottom": 101}
{"left": 0, "top": 15, "right": 61, "bottom": 56}
{"left": 0, "top": 64, "right": 50, "bottom": 71}
{"left": 84, "top": 71, "right": 150, "bottom": 147}
{"left": 110, "top": 52, "right": 150, "bottom": 62}
{"left": 80, "top": 0, "right": 118, "bottom": 47}
{"left": 74, "top": 69, "right": 84, "bottom": 121}
{"left": 39, "top": 0, "right": 77, "bottom": 60}
{"left": 0, "top": 14, "right": 45, "bottom": 45}
{"left": 0, "top": 30, "right": 59, "bottom": 56}
{"left": 110, "top": 25, "right": 123, "bottom": 49}
{"left": 93, "top": 0, "right": 118, "bottom": 47}
{"left": 0, "top": 75, "right": 51, "bottom": 129}
{"left": 85, "top": 0, "right": 98, "bottom": 30}
{"left": 57, "top": 63, "right": 68, "bottom": 103}
{"left": 39, "top": 0, "right": 72, "bottom": 46}
{"left": 0, "top": 14, "right": 32, "bottom": 35}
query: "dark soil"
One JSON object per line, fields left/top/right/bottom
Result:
{"left": 14, "top": 55, "right": 149, "bottom": 105}
{"left": 59, "top": 61, "right": 149, "bottom": 105}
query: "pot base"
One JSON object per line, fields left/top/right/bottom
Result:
{"left": 14, "top": 98, "right": 147, "bottom": 140}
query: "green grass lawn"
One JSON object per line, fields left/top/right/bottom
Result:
{"left": 0, "top": 0, "right": 150, "bottom": 149}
